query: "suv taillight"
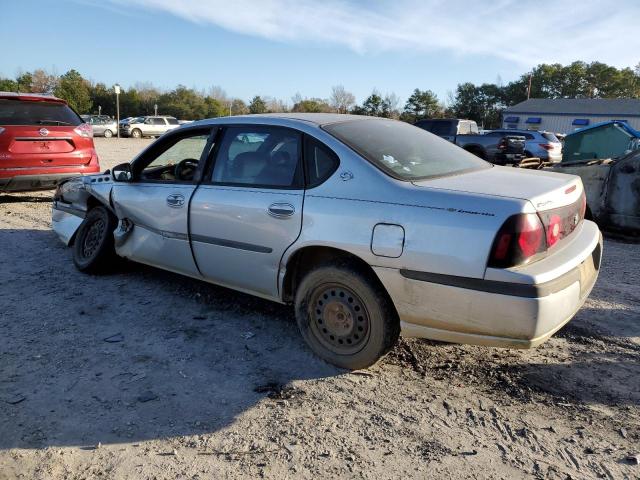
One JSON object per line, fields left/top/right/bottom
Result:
{"left": 489, "top": 214, "right": 546, "bottom": 268}
{"left": 539, "top": 143, "right": 554, "bottom": 151}
{"left": 489, "top": 191, "right": 586, "bottom": 268}
{"left": 74, "top": 123, "right": 93, "bottom": 138}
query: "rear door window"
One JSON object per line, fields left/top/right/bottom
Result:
{"left": 151, "top": 118, "right": 166, "bottom": 125}
{"left": 0, "top": 99, "right": 82, "bottom": 126}
{"left": 211, "top": 126, "right": 303, "bottom": 188}
{"left": 167, "top": 117, "right": 179, "bottom": 125}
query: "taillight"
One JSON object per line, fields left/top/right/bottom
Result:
{"left": 539, "top": 143, "right": 554, "bottom": 151}
{"left": 489, "top": 213, "right": 546, "bottom": 268}
{"left": 497, "top": 139, "right": 507, "bottom": 150}
{"left": 74, "top": 123, "right": 93, "bottom": 138}
{"left": 546, "top": 214, "right": 562, "bottom": 247}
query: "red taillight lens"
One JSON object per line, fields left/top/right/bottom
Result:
{"left": 489, "top": 214, "right": 546, "bottom": 268}
{"left": 546, "top": 214, "right": 562, "bottom": 247}
{"left": 539, "top": 143, "right": 554, "bottom": 151}
{"left": 74, "top": 122, "right": 93, "bottom": 138}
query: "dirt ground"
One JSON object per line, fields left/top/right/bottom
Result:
{"left": 1, "top": 137, "right": 639, "bottom": 479}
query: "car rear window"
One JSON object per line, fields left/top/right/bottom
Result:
{"left": 542, "top": 132, "right": 560, "bottom": 142}
{"left": 324, "top": 119, "right": 489, "bottom": 180}
{"left": 0, "top": 99, "right": 82, "bottom": 126}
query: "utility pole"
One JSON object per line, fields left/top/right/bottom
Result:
{"left": 98, "top": 105, "right": 102, "bottom": 116}
{"left": 114, "top": 84, "right": 121, "bottom": 138}
{"left": 527, "top": 74, "right": 532, "bottom": 100}
{"left": 154, "top": 103, "right": 158, "bottom": 116}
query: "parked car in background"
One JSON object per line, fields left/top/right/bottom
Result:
{"left": 52, "top": 114, "right": 601, "bottom": 369}
{"left": 415, "top": 118, "right": 525, "bottom": 165}
{"left": 120, "top": 115, "right": 180, "bottom": 138}
{"left": 0, "top": 92, "right": 100, "bottom": 192}
{"left": 82, "top": 115, "right": 118, "bottom": 138}
{"left": 486, "top": 129, "right": 562, "bottom": 163}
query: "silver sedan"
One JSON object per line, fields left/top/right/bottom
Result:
{"left": 52, "top": 114, "right": 602, "bottom": 369}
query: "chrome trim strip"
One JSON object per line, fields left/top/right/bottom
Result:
{"left": 191, "top": 234, "right": 273, "bottom": 253}
{"left": 14, "top": 137, "right": 73, "bottom": 141}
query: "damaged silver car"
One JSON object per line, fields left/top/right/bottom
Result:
{"left": 52, "top": 114, "right": 603, "bottom": 369}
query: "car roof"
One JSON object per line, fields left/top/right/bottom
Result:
{"left": 0, "top": 91, "right": 67, "bottom": 104}
{"left": 193, "top": 113, "right": 391, "bottom": 128}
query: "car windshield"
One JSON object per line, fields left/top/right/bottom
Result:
{"left": 0, "top": 99, "right": 82, "bottom": 126}
{"left": 323, "top": 118, "right": 489, "bottom": 180}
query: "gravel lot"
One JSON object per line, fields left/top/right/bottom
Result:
{"left": 1, "top": 137, "right": 639, "bottom": 479}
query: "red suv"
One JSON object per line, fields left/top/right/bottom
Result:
{"left": 0, "top": 92, "right": 100, "bottom": 192}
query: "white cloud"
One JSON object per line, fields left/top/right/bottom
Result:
{"left": 107, "top": 0, "right": 640, "bottom": 68}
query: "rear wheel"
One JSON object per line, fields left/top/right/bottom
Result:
{"left": 131, "top": 128, "right": 142, "bottom": 138}
{"left": 103, "top": 129, "right": 113, "bottom": 138}
{"left": 295, "top": 264, "right": 399, "bottom": 370}
{"left": 73, "top": 206, "right": 118, "bottom": 273}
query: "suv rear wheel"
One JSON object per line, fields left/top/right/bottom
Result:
{"left": 295, "top": 264, "right": 399, "bottom": 369}
{"left": 103, "top": 129, "right": 113, "bottom": 138}
{"left": 73, "top": 206, "right": 118, "bottom": 273}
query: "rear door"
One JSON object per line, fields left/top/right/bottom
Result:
{"left": 0, "top": 98, "right": 93, "bottom": 168}
{"left": 112, "top": 127, "right": 216, "bottom": 276}
{"left": 189, "top": 125, "right": 304, "bottom": 298}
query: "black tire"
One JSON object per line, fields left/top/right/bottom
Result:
{"left": 295, "top": 263, "right": 400, "bottom": 370}
{"left": 131, "top": 128, "right": 142, "bottom": 139}
{"left": 103, "top": 129, "right": 113, "bottom": 138}
{"left": 73, "top": 206, "right": 118, "bottom": 273}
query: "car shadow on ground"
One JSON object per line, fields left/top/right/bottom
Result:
{"left": 0, "top": 228, "right": 340, "bottom": 450}
{"left": 0, "top": 193, "right": 53, "bottom": 204}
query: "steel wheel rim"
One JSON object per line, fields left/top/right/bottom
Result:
{"left": 82, "top": 218, "right": 105, "bottom": 259}
{"left": 309, "top": 283, "right": 370, "bottom": 355}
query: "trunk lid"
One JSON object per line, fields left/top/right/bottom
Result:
{"left": 412, "top": 165, "right": 582, "bottom": 211}
{"left": 0, "top": 125, "right": 93, "bottom": 168}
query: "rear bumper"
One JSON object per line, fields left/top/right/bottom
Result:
{"left": 375, "top": 221, "right": 602, "bottom": 348}
{"left": 0, "top": 171, "right": 98, "bottom": 192}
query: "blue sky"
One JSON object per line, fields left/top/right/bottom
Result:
{"left": 2, "top": 0, "right": 638, "bottom": 106}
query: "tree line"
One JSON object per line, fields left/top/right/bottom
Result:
{"left": 1, "top": 61, "right": 638, "bottom": 128}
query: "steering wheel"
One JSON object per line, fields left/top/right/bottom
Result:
{"left": 174, "top": 158, "right": 200, "bottom": 181}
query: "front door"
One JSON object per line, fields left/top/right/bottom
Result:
{"left": 112, "top": 127, "right": 214, "bottom": 276}
{"left": 189, "top": 125, "right": 304, "bottom": 298}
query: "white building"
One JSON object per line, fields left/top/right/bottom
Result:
{"left": 502, "top": 98, "right": 640, "bottom": 134}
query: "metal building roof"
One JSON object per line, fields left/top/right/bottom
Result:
{"left": 504, "top": 98, "right": 640, "bottom": 116}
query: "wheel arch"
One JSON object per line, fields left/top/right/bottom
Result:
{"left": 280, "top": 245, "right": 399, "bottom": 318}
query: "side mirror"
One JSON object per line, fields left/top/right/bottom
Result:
{"left": 112, "top": 162, "right": 133, "bottom": 182}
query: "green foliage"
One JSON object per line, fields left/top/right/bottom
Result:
{"left": 54, "top": 69, "right": 92, "bottom": 113}
{"left": 0, "top": 78, "right": 18, "bottom": 92}
{"left": 401, "top": 89, "right": 442, "bottom": 122}
{"left": 292, "top": 98, "right": 332, "bottom": 113}
{"left": 249, "top": 95, "right": 267, "bottom": 114}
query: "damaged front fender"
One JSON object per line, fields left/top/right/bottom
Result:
{"left": 51, "top": 173, "right": 115, "bottom": 246}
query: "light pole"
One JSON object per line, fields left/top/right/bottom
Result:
{"left": 114, "top": 84, "right": 121, "bottom": 138}
{"left": 154, "top": 103, "right": 158, "bottom": 116}
{"left": 98, "top": 105, "right": 102, "bottom": 116}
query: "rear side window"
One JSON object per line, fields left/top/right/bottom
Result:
{"left": 305, "top": 136, "right": 339, "bottom": 187}
{"left": 0, "top": 99, "right": 82, "bottom": 126}
{"left": 167, "top": 117, "right": 179, "bottom": 125}
{"left": 542, "top": 132, "right": 559, "bottom": 142}
{"left": 212, "top": 126, "right": 303, "bottom": 188}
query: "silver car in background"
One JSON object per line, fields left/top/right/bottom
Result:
{"left": 120, "top": 115, "right": 180, "bottom": 138}
{"left": 52, "top": 114, "right": 602, "bottom": 369}
{"left": 82, "top": 115, "right": 118, "bottom": 138}
{"left": 486, "top": 129, "right": 563, "bottom": 162}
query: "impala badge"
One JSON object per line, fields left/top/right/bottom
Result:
{"left": 39, "top": 128, "right": 49, "bottom": 137}
{"left": 167, "top": 193, "right": 185, "bottom": 208}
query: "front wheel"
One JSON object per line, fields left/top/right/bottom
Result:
{"left": 131, "top": 128, "right": 142, "bottom": 138}
{"left": 295, "top": 264, "right": 400, "bottom": 370}
{"left": 73, "top": 206, "right": 118, "bottom": 273}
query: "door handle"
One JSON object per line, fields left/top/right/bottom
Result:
{"left": 268, "top": 203, "right": 295, "bottom": 218}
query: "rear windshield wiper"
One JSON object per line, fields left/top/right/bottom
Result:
{"left": 35, "top": 120, "right": 73, "bottom": 126}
